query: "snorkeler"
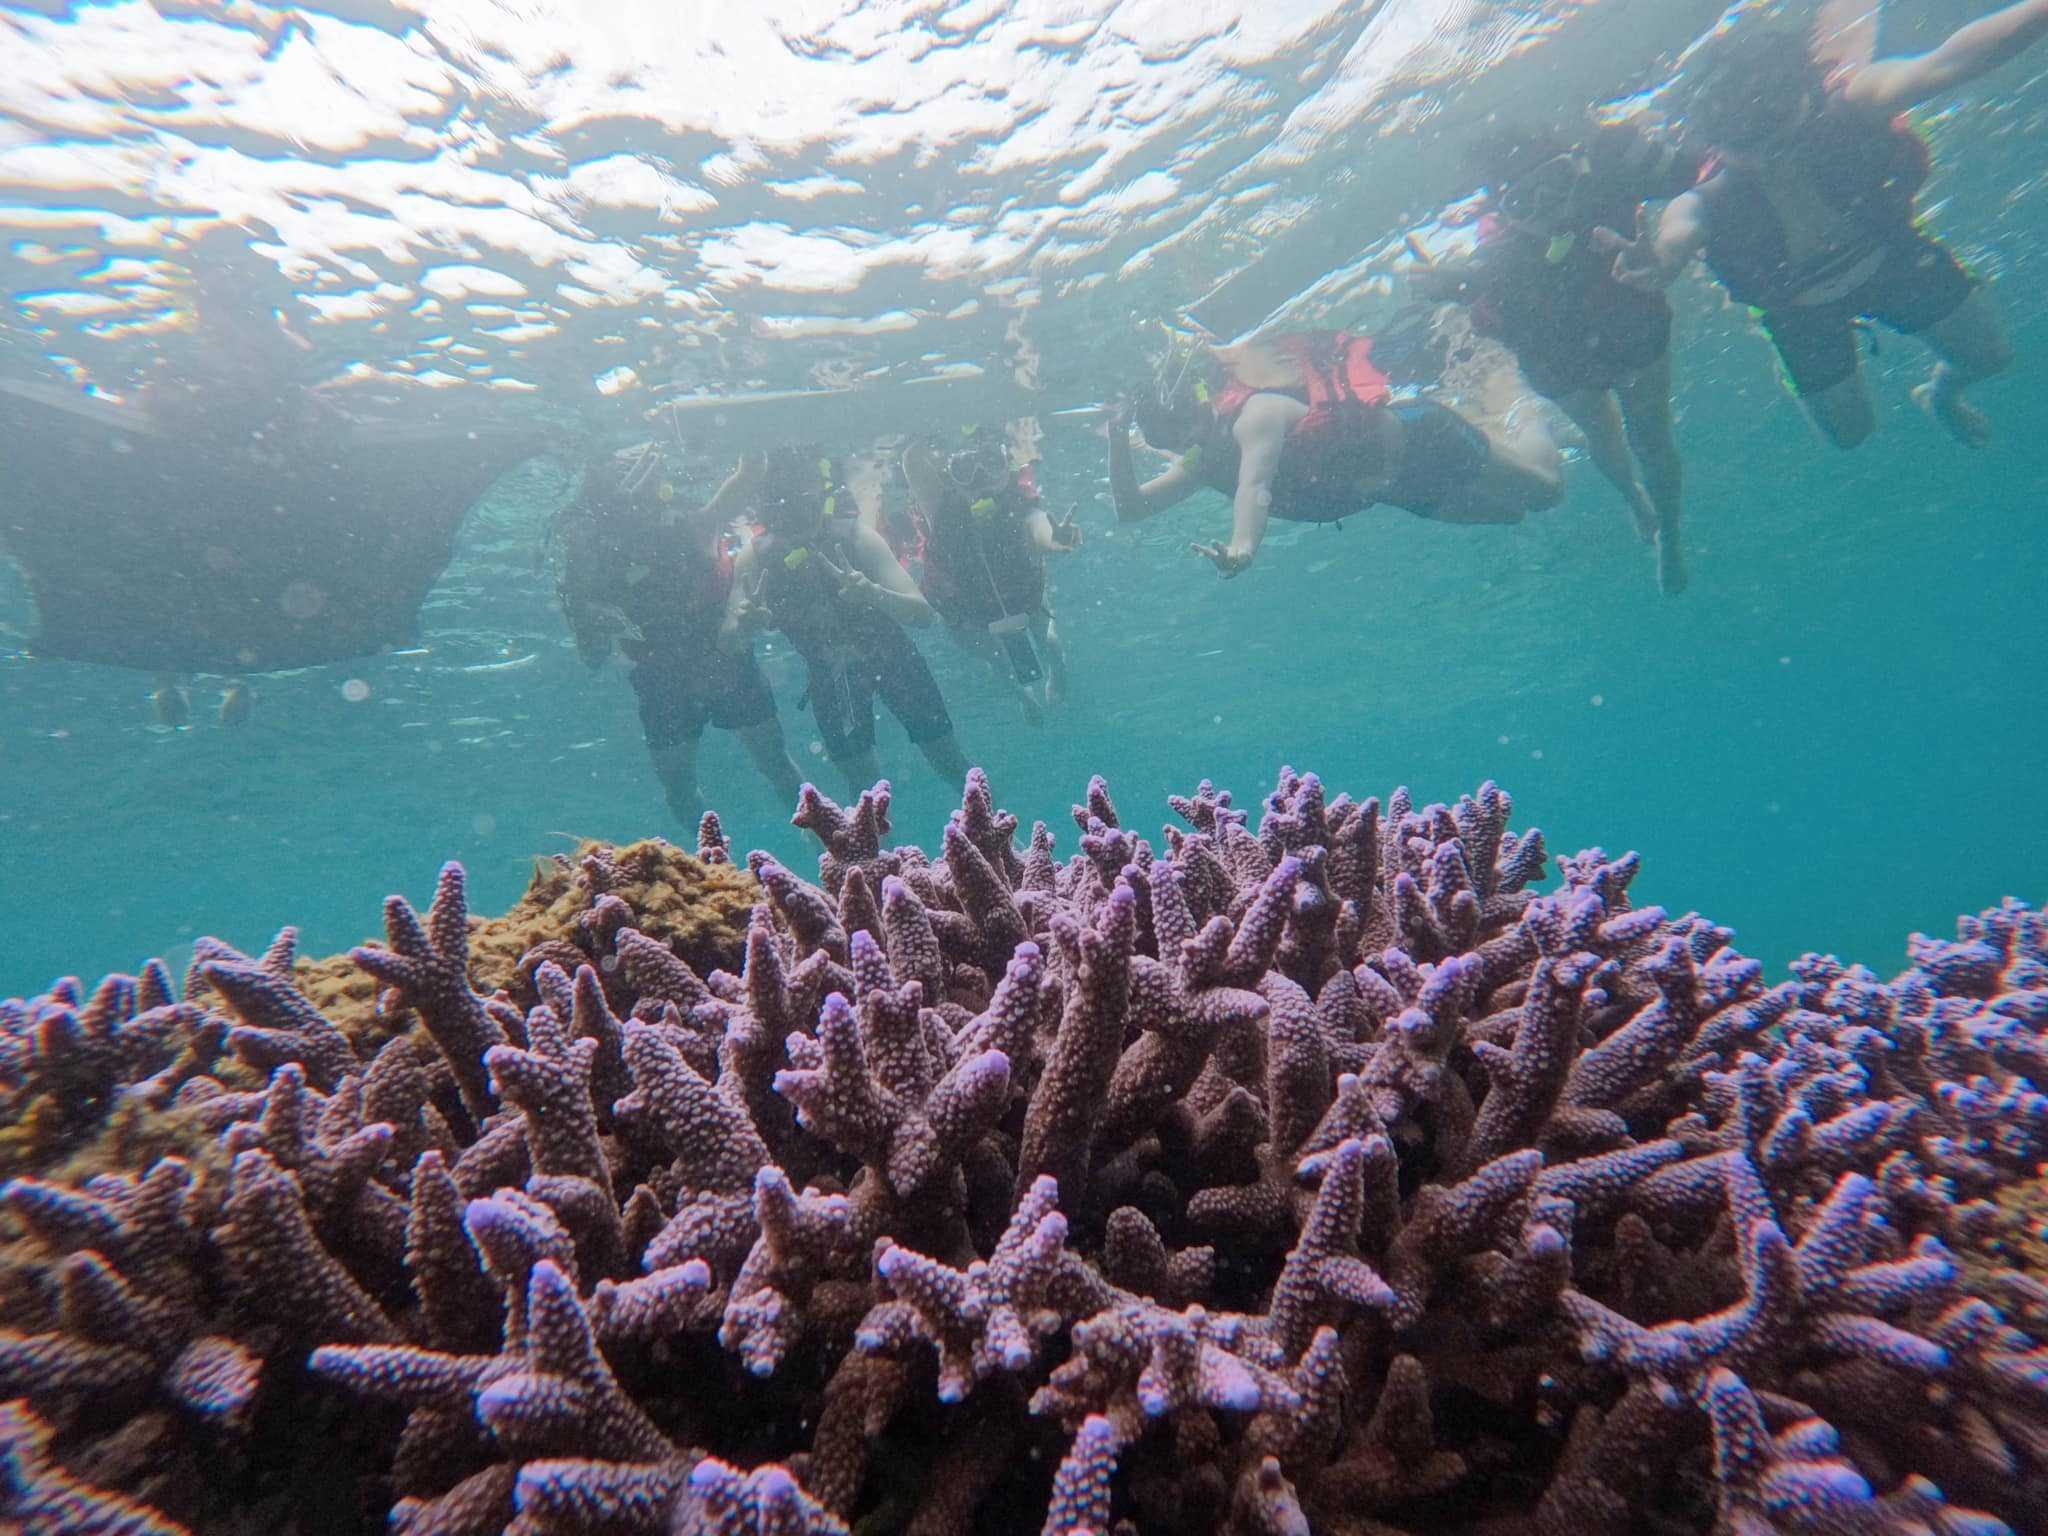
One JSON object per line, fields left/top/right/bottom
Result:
{"left": 1108, "top": 327, "right": 1561, "bottom": 577}
{"left": 556, "top": 439, "right": 804, "bottom": 827}
{"left": 1614, "top": 2, "right": 2048, "bottom": 449}
{"left": 720, "top": 446, "right": 972, "bottom": 794}
{"left": 901, "top": 426, "right": 1079, "bottom": 724}
{"left": 1421, "top": 115, "right": 1702, "bottom": 593}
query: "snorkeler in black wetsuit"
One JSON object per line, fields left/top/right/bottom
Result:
{"left": 556, "top": 440, "right": 803, "bottom": 827}
{"left": 720, "top": 446, "right": 971, "bottom": 793}
{"left": 1424, "top": 115, "right": 1702, "bottom": 592}
{"left": 901, "top": 427, "right": 1078, "bottom": 724}
{"left": 1107, "top": 328, "right": 1561, "bottom": 578}
{"left": 1616, "top": 3, "right": 2048, "bottom": 450}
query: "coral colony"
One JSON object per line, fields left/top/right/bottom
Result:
{"left": 0, "top": 769, "right": 2043, "bottom": 1536}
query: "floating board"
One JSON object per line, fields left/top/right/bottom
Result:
{"left": 0, "top": 382, "right": 535, "bottom": 673}
{"left": 1183, "top": 0, "right": 1740, "bottom": 342}
{"left": 658, "top": 368, "right": 1041, "bottom": 452}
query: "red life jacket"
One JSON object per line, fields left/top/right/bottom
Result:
{"left": 1209, "top": 331, "right": 1392, "bottom": 428}
{"left": 1189, "top": 333, "right": 1396, "bottom": 524}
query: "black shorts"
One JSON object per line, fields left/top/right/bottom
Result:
{"left": 629, "top": 647, "right": 778, "bottom": 750}
{"left": 1384, "top": 400, "right": 1492, "bottom": 518}
{"left": 804, "top": 629, "right": 953, "bottom": 762}
{"left": 1759, "top": 236, "right": 1978, "bottom": 396}
{"left": 1515, "top": 296, "right": 1671, "bottom": 399}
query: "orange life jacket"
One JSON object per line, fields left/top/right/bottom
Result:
{"left": 1209, "top": 331, "right": 1392, "bottom": 426}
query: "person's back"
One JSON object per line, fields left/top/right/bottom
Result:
{"left": 1111, "top": 325, "right": 1560, "bottom": 578}
{"left": 1178, "top": 331, "right": 1397, "bottom": 524}
{"left": 1692, "top": 80, "right": 1932, "bottom": 310}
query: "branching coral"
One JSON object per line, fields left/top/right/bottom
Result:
{"left": 0, "top": 770, "right": 2042, "bottom": 1536}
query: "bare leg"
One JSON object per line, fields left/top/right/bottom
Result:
{"left": 648, "top": 739, "right": 705, "bottom": 829}
{"left": 1616, "top": 352, "right": 1688, "bottom": 595}
{"left": 916, "top": 732, "right": 972, "bottom": 785}
{"left": 1420, "top": 316, "right": 1558, "bottom": 521}
{"left": 1556, "top": 386, "right": 1659, "bottom": 542}
{"left": 1800, "top": 366, "right": 1877, "bottom": 450}
{"left": 735, "top": 717, "right": 804, "bottom": 806}
{"left": 1036, "top": 611, "right": 1069, "bottom": 709}
{"left": 949, "top": 619, "right": 1043, "bottom": 726}
{"left": 1912, "top": 286, "right": 2013, "bottom": 448}
{"left": 1433, "top": 341, "right": 1563, "bottom": 523}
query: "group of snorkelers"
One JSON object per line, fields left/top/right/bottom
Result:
{"left": 556, "top": 425, "right": 1080, "bottom": 824}
{"left": 1120, "top": 5, "right": 2045, "bottom": 595}
{"left": 558, "top": 6, "right": 2048, "bottom": 824}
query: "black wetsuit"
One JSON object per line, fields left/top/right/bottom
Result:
{"left": 917, "top": 483, "right": 1046, "bottom": 629}
{"left": 1695, "top": 92, "right": 1970, "bottom": 395}
{"left": 1459, "top": 124, "right": 1703, "bottom": 398}
{"left": 752, "top": 515, "right": 953, "bottom": 762}
{"left": 560, "top": 509, "right": 774, "bottom": 751}
{"left": 1191, "top": 396, "right": 1490, "bottom": 522}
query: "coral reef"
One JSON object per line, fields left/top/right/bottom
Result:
{"left": 0, "top": 839, "right": 754, "bottom": 1185}
{"left": 0, "top": 769, "right": 2043, "bottom": 1536}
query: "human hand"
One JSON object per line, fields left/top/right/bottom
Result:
{"left": 1592, "top": 226, "right": 1671, "bottom": 293}
{"left": 1048, "top": 506, "right": 1084, "bottom": 551}
{"left": 1101, "top": 397, "right": 1134, "bottom": 439}
{"left": 812, "top": 548, "right": 873, "bottom": 601}
{"left": 1191, "top": 540, "right": 1254, "bottom": 578}
{"left": 730, "top": 573, "right": 775, "bottom": 632}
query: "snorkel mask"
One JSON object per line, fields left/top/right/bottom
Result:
{"left": 1498, "top": 150, "right": 1592, "bottom": 231}
{"left": 606, "top": 441, "right": 679, "bottom": 510}
{"left": 944, "top": 425, "right": 1009, "bottom": 492}
{"left": 760, "top": 449, "right": 839, "bottom": 537}
{"left": 1134, "top": 320, "right": 1212, "bottom": 452}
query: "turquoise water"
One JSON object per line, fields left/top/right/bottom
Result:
{"left": 1, "top": 0, "right": 2044, "bottom": 995}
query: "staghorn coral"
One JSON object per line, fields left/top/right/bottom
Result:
{"left": 0, "top": 841, "right": 756, "bottom": 1192}
{"left": 0, "top": 769, "right": 2039, "bottom": 1536}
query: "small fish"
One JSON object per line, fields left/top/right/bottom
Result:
{"left": 388, "top": 646, "right": 432, "bottom": 658}
{"left": 216, "top": 680, "right": 252, "bottom": 728}
{"left": 151, "top": 674, "right": 190, "bottom": 729}
{"left": 460, "top": 654, "right": 538, "bottom": 674}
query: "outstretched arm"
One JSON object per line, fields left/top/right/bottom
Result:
{"left": 1604, "top": 189, "right": 1709, "bottom": 291}
{"left": 1193, "top": 396, "right": 1286, "bottom": 578}
{"left": 1843, "top": 0, "right": 2048, "bottom": 111}
{"left": 1107, "top": 408, "right": 1201, "bottom": 522}
{"left": 693, "top": 452, "right": 765, "bottom": 528}
{"left": 901, "top": 440, "right": 948, "bottom": 518}
{"left": 1025, "top": 506, "right": 1082, "bottom": 553}
{"left": 719, "top": 544, "right": 770, "bottom": 651}
{"left": 837, "top": 522, "right": 936, "bottom": 626}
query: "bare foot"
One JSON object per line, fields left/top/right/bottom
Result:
{"left": 1045, "top": 666, "right": 1068, "bottom": 710}
{"left": 1913, "top": 377, "right": 1991, "bottom": 447}
{"left": 1656, "top": 528, "right": 1688, "bottom": 596}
